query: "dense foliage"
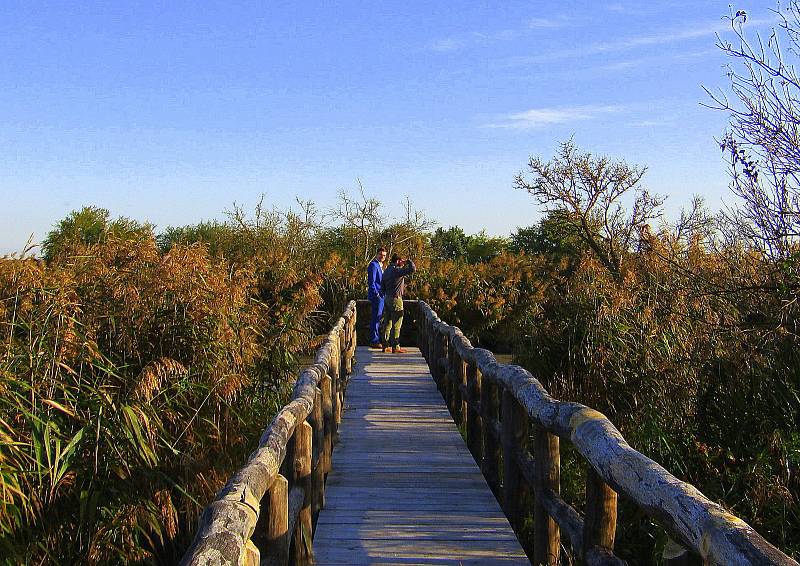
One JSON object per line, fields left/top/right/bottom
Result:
{"left": 3, "top": 9, "right": 800, "bottom": 562}
{"left": 511, "top": 228, "right": 800, "bottom": 561}
{"left": 2, "top": 177, "right": 799, "bottom": 563}
{"left": 1, "top": 217, "right": 322, "bottom": 563}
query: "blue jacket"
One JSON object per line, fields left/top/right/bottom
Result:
{"left": 367, "top": 259, "right": 384, "bottom": 298}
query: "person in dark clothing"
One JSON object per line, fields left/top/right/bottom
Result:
{"left": 367, "top": 247, "right": 387, "bottom": 348}
{"left": 380, "top": 254, "right": 416, "bottom": 353}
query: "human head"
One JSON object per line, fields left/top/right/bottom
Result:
{"left": 390, "top": 253, "right": 402, "bottom": 264}
{"left": 376, "top": 247, "right": 387, "bottom": 263}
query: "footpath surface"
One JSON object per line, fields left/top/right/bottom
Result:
{"left": 313, "top": 346, "right": 530, "bottom": 565}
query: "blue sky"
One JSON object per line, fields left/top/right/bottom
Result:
{"left": 0, "top": 1, "right": 776, "bottom": 254}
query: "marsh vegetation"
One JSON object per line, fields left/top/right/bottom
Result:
{"left": 2, "top": 7, "right": 800, "bottom": 564}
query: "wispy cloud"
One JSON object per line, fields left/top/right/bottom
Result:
{"left": 604, "top": 1, "right": 698, "bottom": 17}
{"left": 504, "top": 16, "right": 776, "bottom": 66}
{"left": 627, "top": 119, "right": 671, "bottom": 127}
{"left": 428, "top": 13, "right": 571, "bottom": 52}
{"left": 605, "top": 3, "right": 630, "bottom": 13}
{"left": 594, "top": 48, "right": 718, "bottom": 73}
{"left": 430, "top": 38, "right": 465, "bottom": 52}
{"left": 604, "top": 3, "right": 659, "bottom": 16}
{"left": 486, "top": 104, "right": 625, "bottom": 129}
{"left": 528, "top": 15, "right": 571, "bottom": 29}
{"left": 471, "top": 29, "right": 520, "bottom": 42}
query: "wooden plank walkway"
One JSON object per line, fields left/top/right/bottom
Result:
{"left": 313, "top": 346, "right": 530, "bottom": 565}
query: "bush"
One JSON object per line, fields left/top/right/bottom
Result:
{"left": 0, "top": 230, "right": 322, "bottom": 562}
{"left": 510, "top": 189, "right": 800, "bottom": 561}
{"left": 41, "top": 206, "right": 154, "bottom": 262}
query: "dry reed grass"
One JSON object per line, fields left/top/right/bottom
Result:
{"left": 0, "top": 232, "right": 322, "bottom": 563}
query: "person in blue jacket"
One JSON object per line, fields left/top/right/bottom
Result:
{"left": 367, "top": 247, "right": 387, "bottom": 348}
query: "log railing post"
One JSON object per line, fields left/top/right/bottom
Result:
{"left": 501, "top": 388, "right": 528, "bottom": 527}
{"left": 244, "top": 541, "right": 260, "bottom": 566}
{"left": 445, "top": 340, "right": 453, "bottom": 409}
{"left": 344, "top": 312, "right": 356, "bottom": 375}
{"left": 423, "top": 308, "right": 429, "bottom": 359}
{"left": 481, "top": 376, "right": 501, "bottom": 493}
{"left": 428, "top": 328, "right": 442, "bottom": 391}
{"left": 583, "top": 468, "right": 618, "bottom": 561}
{"left": 466, "top": 362, "right": 481, "bottom": 462}
{"left": 457, "top": 353, "right": 468, "bottom": 426}
{"left": 439, "top": 331, "right": 450, "bottom": 402}
{"left": 430, "top": 328, "right": 447, "bottom": 392}
{"left": 533, "top": 425, "right": 561, "bottom": 566}
{"left": 330, "top": 339, "right": 341, "bottom": 431}
{"left": 418, "top": 305, "right": 427, "bottom": 358}
{"left": 278, "top": 433, "right": 295, "bottom": 491}
{"left": 292, "top": 422, "right": 313, "bottom": 566}
{"left": 350, "top": 309, "right": 358, "bottom": 362}
{"left": 339, "top": 331, "right": 348, "bottom": 406}
{"left": 448, "top": 345, "right": 463, "bottom": 423}
{"left": 310, "top": 387, "right": 325, "bottom": 524}
{"left": 342, "top": 319, "right": 351, "bottom": 375}
{"left": 265, "top": 474, "right": 290, "bottom": 565}
{"left": 320, "top": 373, "right": 333, "bottom": 474}
{"left": 427, "top": 321, "right": 435, "bottom": 370}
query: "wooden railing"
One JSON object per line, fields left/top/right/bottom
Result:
{"left": 417, "top": 300, "right": 798, "bottom": 566}
{"left": 180, "top": 301, "right": 357, "bottom": 566}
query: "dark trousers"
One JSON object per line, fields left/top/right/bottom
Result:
{"left": 369, "top": 293, "right": 384, "bottom": 345}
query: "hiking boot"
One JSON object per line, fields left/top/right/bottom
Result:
{"left": 392, "top": 347, "right": 406, "bottom": 354}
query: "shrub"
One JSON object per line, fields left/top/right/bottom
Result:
{"left": 0, "top": 232, "right": 322, "bottom": 562}
{"left": 41, "top": 206, "right": 154, "bottom": 262}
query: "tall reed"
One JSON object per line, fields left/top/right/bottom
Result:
{"left": 0, "top": 235, "right": 321, "bottom": 563}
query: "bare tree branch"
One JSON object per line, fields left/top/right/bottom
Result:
{"left": 514, "top": 139, "right": 661, "bottom": 280}
{"left": 706, "top": 6, "right": 800, "bottom": 261}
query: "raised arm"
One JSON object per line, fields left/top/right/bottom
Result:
{"left": 399, "top": 259, "right": 416, "bottom": 276}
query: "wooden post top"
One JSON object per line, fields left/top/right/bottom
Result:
{"left": 180, "top": 302, "right": 357, "bottom": 566}
{"left": 417, "top": 300, "right": 797, "bottom": 566}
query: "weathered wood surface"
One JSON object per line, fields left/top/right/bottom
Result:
{"left": 180, "top": 302, "right": 357, "bottom": 566}
{"left": 419, "top": 301, "right": 798, "bottom": 566}
{"left": 313, "top": 346, "right": 529, "bottom": 565}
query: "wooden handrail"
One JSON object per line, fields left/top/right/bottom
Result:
{"left": 417, "top": 300, "right": 797, "bottom": 566}
{"left": 180, "top": 301, "right": 357, "bottom": 566}
{"left": 181, "top": 296, "right": 797, "bottom": 565}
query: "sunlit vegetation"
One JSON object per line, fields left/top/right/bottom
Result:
{"left": 0, "top": 208, "right": 322, "bottom": 563}
{"left": 3, "top": 165, "right": 798, "bottom": 562}
{"left": 3, "top": 8, "right": 800, "bottom": 563}
{"left": 417, "top": 145, "right": 798, "bottom": 563}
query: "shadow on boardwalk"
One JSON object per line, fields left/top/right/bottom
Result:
{"left": 312, "top": 347, "right": 529, "bottom": 565}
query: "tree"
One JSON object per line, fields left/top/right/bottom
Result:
{"left": 157, "top": 221, "right": 236, "bottom": 255}
{"left": 379, "top": 197, "right": 436, "bottom": 260}
{"left": 42, "top": 206, "right": 153, "bottom": 262}
{"left": 430, "top": 226, "right": 471, "bottom": 261}
{"left": 329, "top": 181, "right": 385, "bottom": 262}
{"left": 429, "top": 227, "right": 509, "bottom": 263}
{"left": 514, "top": 140, "right": 662, "bottom": 280}
{"left": 510, "top": 210, "right": 588, "bottom": 258}
{"left": 465, "top": 231, "right": 510, "bottom": 263}
{"left": 707, "top": 5, "right": 800, "bottom": 263}
{"left": 329, "top": 184, "right": 433, "bottom": 263}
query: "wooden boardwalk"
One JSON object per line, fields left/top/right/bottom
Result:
{"left": 313, "top": 346, "right": 529, "bottom": 565}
